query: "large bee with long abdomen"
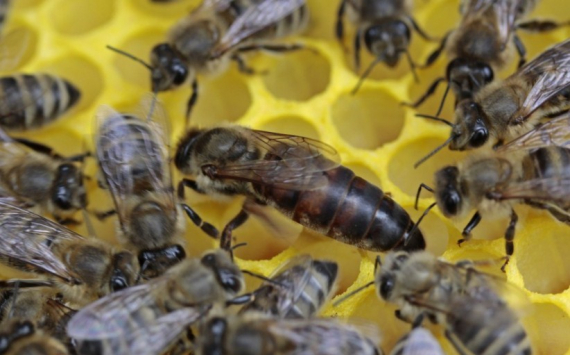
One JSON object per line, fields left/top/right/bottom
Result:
{"left": 0, "top": 127, "right": 87, "bottom": 225}
{"left": 377, "top": 251, "right": 531, "bottom": 355}
{"left": 0, "top": 74, "right": 81, "bottom": 132}
{"left": 175, "top": 125, "right": 425, "bottom": 252}
{"left": 240, "top": 254, "right": 338, "bottom": 319}
{"left": 335, "top": 0, "right": 433, "bottom": 92}
{"left": 95, "top": 101, "right": 218, "bottom": 278}
{"left": 416, "top": 37, "right": 570, "bottom": 164}
{"left": 196, "top": 312, "right": 382, "bottom": 355}
{"left": 0, "top": 202, "right": 139, "bottom": 307}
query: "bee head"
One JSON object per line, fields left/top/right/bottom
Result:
{"left": 364, "top": 19, "right": 410, "bottom": 67}
{"left": 150, "top": 43, "right": 189, "bottom": 92}
{"left": 174, "top": 128, "right": 205, "bottom": 174}
{"left": 52, "top": 163, "right": 87, "bottom": 212}
{"left": 376, "top": 251, "right": 409, "bottom": 301}
{"left": 110, "top": 251, "right": 139, "bottom": 292}
{"left": 201, "top": 250, "right": 244, "bottom": 296}
{"left": 434, "top": 166, "right": 463, "bottom": 217}
{"left": 447, "top": 58, "right": 494, "bottom": 100}
{"left": 451, "top": 100, "right": 489, "bottom": 150}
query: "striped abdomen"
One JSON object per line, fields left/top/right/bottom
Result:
{"left": 254, "top": 3, "right": 309, "bottom": 41}
{"left": 0, "top": 74, "right": 81, "bottom": 131}
{"left": 255, "top": 165, "right": 425, "bottom": 252}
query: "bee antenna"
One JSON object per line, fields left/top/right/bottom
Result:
{"left": 414, "top": 183, "right": 435, "bottom": 210}
{"left": 413, "top": 134, "right": 456, "bottom": 168}
{"left": 145, "top": 91, "right": 159, "bottom": 123}
{"left": 415, "top": 113, "right": 454, "bottom": 127}
{"left": 332, "top": 281, "right": 375, "bottom": 307}
{"left": 106, "top": 45, "right": 153, "bottom": 71}
{"left": 240, "top": 270, "right": 286, "bottom": 287}
{"left": 405, "top": 202, "right": 436, "bottom": 246}
{"left": 435, "top": 81, "right": 451, "bottom": 117}
{"left": 351, "top": 57, "right": 383, "bottom": 95}
{"left": 231, "top": 242, "right": 248, "bottom": 251}
{"left": 404, "top": 49, "right": 419, "bottom": 83}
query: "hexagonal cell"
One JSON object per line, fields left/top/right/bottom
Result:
{"left": 1, "top": 23, "right": 38, "bottom": 71}
{"left": 50, "top": 0, "right": 115, "bottom": 35}
{"left": 388, "top": 137, "right": 467, "bottom": 197}
{"left": 111, "top": 29, "right": 164, "bottom": 88}
{"left": 516, "top": 212, "right": 570, "bottom": 294}
{"left": 332, "top": 89, "right": 404, "bottom": 150}
{"left": 261, "top": 50, "right": 331, "bottom": 101}
{"left": 259, "top": 116, "right": 320, "bottom": 140}
{"left": 344, "top": 163, "right": 382, "bottom": 188}
{"left": 523, "top": 303, "right": 570, "bottom": 355}
{"left": 39, "top": 54, "right": 104, "bottom": 113}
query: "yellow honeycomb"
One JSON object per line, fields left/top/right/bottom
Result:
{"left": 5, "top": 0, "right": 570, "bottom": 354}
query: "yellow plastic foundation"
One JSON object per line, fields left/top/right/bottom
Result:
{"left": 5, "top": 0, "right": 570, "bottom": 354}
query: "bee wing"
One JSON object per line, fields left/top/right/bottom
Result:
{"left": 401, "top": 328, "right": 444, "bottom": 355}
{"left": 95, "top": 103, "right": 175, "bottom": 227}
{"left": 0, "top": 28, "right": 30, "bottom": 72}
{"left": 199, "top": 0, "right": 234, "bottom": 12}
{"left": 508, "top": 39, "right": 570, "bottom": 125}
{"left": 497, "top": 113, "right": 570, "bottom": 153}
{"left": 206, "top": 129, "right": 340, "bottom": 190}
{"left": 265, "top": 318, "right": 381, "bottom": 355}
{"left": 268, "top": 254, "right": 314, "bottom": 316}
{"left": 214, "top": 0, "right": 305, "bottom": 56}
{"left": 0, "top": 201, "right": 84, "bottom": 283}
{"left": 492, "top": 177, "right": 570, "bottom": 204}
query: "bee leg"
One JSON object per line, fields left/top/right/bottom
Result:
{"left": 502, "top": 210, "right": 518, "bottom": 272}
{"left": 513, "top": 35, "right": 527, "bottom": 68}
{"left": 335, "top": 0, "right": 347, "bottom": 43}
{"left": 185, "top": 79, "right": 199, "bottom": 122}
{"left": 354, "top": 28, "right": 362, "bottom": 72}
{"left": 394, "top": 310, "right": 413, "bottom": 323}
{"left": 220, "top": 209, "right": 249, "bottom": 252}
{"left": 419, "top": 32, "right": 449, "bottom": 69}
{"left": 226, "top": 292, "right": 255, "bottom": 306}
{"left": 92, "top": 209, "right": 116, "bottom": 220}
{"left": 411, "top": 314, "right": 425, "bottom": 328}
{"left": 459, "top": 211, "right": 481, "bottom": 246}
{"left": 402, "top": 78, "right": 446, "bottom": 109}
{"left": 231, "top": 54, "right": 264, "bottom": 75}
{"left": 56, "top": 217, "right": 81, "bottom": 226}
{"left": 237, "top": 43, "right": 305, "bottom": 54}
{"left": 12, "top": 138, "right": 65, "bottom": 159}
{"left": 445, "top": 330, "right": 470, "bottom": 355}
{"left": 177, "top": 179, "right": 206, "bottom": 200}
{"left": 517, "top": 19, "right": 570, "bottom": 33}
{"left": 407, "top": 16, "right": 437, "bottom": 42}
{"left": 181, "top": 203, "right": 219, "bottom": 239}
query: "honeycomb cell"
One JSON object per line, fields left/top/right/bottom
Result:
{"left": 111, "top": 30, "right": 164, "bottom": 88}
{"left": 332, "top": 89, "right": 404, "bottom": 150}
{"left": 517, "top": 211, "right": 570, "bottom": 294}
{"left": 388, "top": 137, "right": 466, "bottom": 197}
{"left": 344, "top": 163, "right": 382, "bottom": 188}
{"left": 405, "top": 206, "right": 449, "bottom": 256}
{"left": 2, "top": 23, "right": 38, "bottom": 71}
{"left": 259, "top": 116, "right": 320, "bottom": 140}
{"left": 261, "top": 50, "right": 331, "bottom": 101}
{"left": 50, "top": 0, "right": 115, "bottom": 35}
{"left": 523, "top": 303, "right": 570, "bottom": 355}
{"left": 39, "top": 54, "right": 104, "bottom": 112}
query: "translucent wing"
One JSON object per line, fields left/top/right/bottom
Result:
{"left": 0, "top": 201, "right": 85, "bottom": 284}
{"left": 95, "top": 104, "right": 175, "bottom": 230}
{"left": 213, "top": 0, "right": 305, "bottom": 56}
{"left": 491, "top": 177, "right": 570, "bottom": 204}
{"left": 0, "top": 28, "right": 30, "bottom": 72}
{"left": 205, "top": 129, "right": 340, "bottom": 191}
{"left": 401, "top": 328, "right": 444, "bottom": 355}
{"left": 497, "top": 113, "right": 570, "bottom": 153}
{"left": 508, "top": 39, "right": 570, "bottom": 125}
{"left": 199, "top": 0, "right": 234, "bottom": 12}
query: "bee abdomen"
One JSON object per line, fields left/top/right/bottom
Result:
{"left": 0, "top": 74, "right": 81, "bottom": 131}
{"left": 259, "top": 4, "right": 309, "bottom": 40}
{"left": 286, "top": 261, "right": 337, "bottom": 319}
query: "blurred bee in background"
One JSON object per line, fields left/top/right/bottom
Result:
{"left": 0, "top": 0, "right": 11, "bottom": 33}
{"left": 94, "top": 99, "right": 218, "bottom": 278}
{"left": 335, "top": 0, "right": 434, "bottom": 93}
{"left": 240, "top": 254, "right": 338, "bottom": 319}
{"left": 196, "top": 312, "right": 382, "bottom": 355}
{"left": 66, "top": 237, "right": 258, "bottom": 355}
{"left": 416, "top": 112, "right": 570, "bottom": 269}
{"left": 389, "top": 323, "right": 444, "bottom": 355}
{"left": 0, "top": 202, "right": 139, "bottom": 307}
{"left": 414, "top": 37, "right": 570, "bottom": 167}
{"left": 175, "top": 125, "right": 426, "bottom": 253}
{"left": 377, "top": 251, "right": 531, "bottom": 355}
{"left": 110, "top": 0, "right": 308, "bottom": 121}
{"left": 0, "top": 319, "right": 69, "bottom": 355}
{"left": 0, "top": 127, "right": 87, "bottom": 225}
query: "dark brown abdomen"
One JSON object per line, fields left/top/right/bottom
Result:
{"left": 255, "top": 165, "right": 425, "bottom": 252}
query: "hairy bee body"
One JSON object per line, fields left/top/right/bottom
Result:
{"left": 0, "top": 74, "right": 80, "bottom": 132}
{"left": 0, "top": 320, "right": 69, "bottom": 355}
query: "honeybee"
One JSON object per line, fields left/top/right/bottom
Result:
{"left": 405, "top": 0, "right": 537, "bottom": 114}
{"left": 416, "top": 112, "right": 570, "bottom": 268}
{"left": 390, "top": 326, "right": 443, "bottom": 355}
{"left": 415, "top": 37, "right": 570, "bottom": 165}
{"left": 111, "top": 0, "right": 308, "bottom": 120}
{"left": 95, "top": 101, "right": 217, "bottom": 278}
{"left": 66, "top": 246, "right": 251, "bottom": 355}
{"left": 0, "top": 319, "right": 69, "bottom": 355}
{"left": 0, "top": 201, "right": 139, "bottom": 307}
{"left": 0, "top": 127, "right": 87, "bottom": 225}
{"left": 335, "top": 0, "right": 433, "bottom": 92}
{"left": 0, "top": 74, "right": 81, "bottom": 132}
{"left": 175, "top": 125, "right": 425, "bottom": 253}
{"left": 196, "top": 312, "right": 382, "bottom": 355}
{"left": 240, "top": 254, "right": 338, "bottom": 319}
{"left": 377, "top": 251, "right": 531, "bottom": 355}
